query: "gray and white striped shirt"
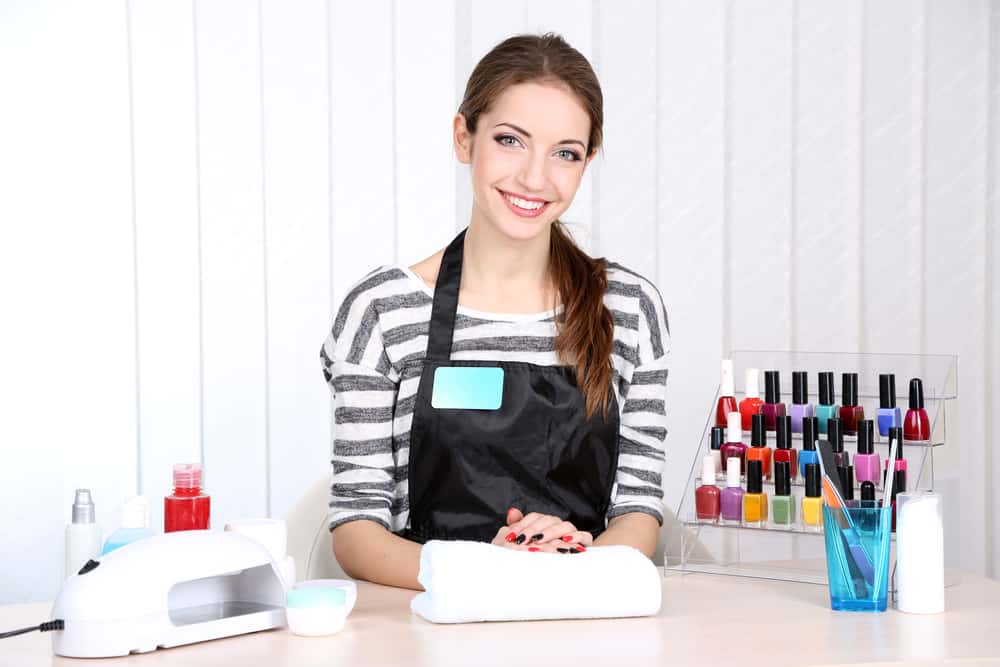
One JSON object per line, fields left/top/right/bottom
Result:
{"left": 320, "top": 262, "right": 670, "bottom": 535}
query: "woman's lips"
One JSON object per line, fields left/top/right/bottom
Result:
{"left": 497, "top": 188, "right": 551, "bottom": 219}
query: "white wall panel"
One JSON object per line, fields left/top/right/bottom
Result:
{"left": 728, "top": 1, "right": 794, "bottom": 353}
{"left": 129, "top": 0, "right": 202, "bottom": 533}
{"left": 261, "top": 0, "right": 331, "bottom": 519}
{"left": 990, "top": 0, "right": 1000, "bottom": 581}
{"left": 329, "top": 1, "right": 396, "bottom": 303}
{"left": 395, "top": 0, "right": 456, "bottom": 264}
{"left": 657, "top": 1, "right": 727, "bottom": 513}
{"left": 593, "top": 0, "right": 658, "bottom": 280}
{"left": 794, "top": 0, "right": 862, "bottom": 354}
{"left": 195, "top": 0, "right": 269, "bottom": 524}
{"left": 862, "top": 0, "right": 924, "bottom": 356}
{"left": 923, "top": 0, "right": 990, "bottom": 576}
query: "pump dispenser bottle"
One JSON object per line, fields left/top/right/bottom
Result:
{"left": 65, "top": 489, "right": 102, "bottom": 579}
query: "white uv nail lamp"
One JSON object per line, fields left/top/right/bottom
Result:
{"left": 51, "top": 530, "right": 287, "bottom": 657}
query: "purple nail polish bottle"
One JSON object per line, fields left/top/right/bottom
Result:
{"left": 789, "top": 371, "right": 814, "bottom": 434}
{"left": 761, "top": 370, "right": 787, "bottom": 432}
{"left": 720, "top": 458, "right": 745, "bottom": 524}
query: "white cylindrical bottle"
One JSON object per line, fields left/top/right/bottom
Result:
{"left": 65, "top": 489, "right": 102, "bottom": 579}
{"left": 896, "top": 491, "right": 945, "bottom": 614}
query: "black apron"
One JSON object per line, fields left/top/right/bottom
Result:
{"left": 400, "top": 229, "right": 620, "bottom": 544}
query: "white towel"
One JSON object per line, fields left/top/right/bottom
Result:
{"left": 410, "top": 540, "right": 662, "bottom": 623}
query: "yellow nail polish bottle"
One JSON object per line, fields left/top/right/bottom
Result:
{"left": 742, "top": 460, "right": 768, "bottom": 527}
{"left": 802, "top": 463, "right": 824, "bottom": 531}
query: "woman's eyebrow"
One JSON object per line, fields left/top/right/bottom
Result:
{"left": 494, "top": 122, "right": 586, "bottom": 150}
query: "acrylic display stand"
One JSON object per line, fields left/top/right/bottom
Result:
{"left": 664, "top": 350, "right": 957, "bottom": 585}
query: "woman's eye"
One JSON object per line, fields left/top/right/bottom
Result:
{"left": 556, "top": 149, "right": 581, "bottom": 162}
{"left": 495, "top": 134, "right": 521, "bottom": 148}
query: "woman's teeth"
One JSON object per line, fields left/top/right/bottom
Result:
{"left": 502, "top": 191, "right": 545, "bottom": 210}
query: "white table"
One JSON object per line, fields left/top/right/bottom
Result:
{"left": 2, "top": 572, "right": 999, "bottom": 666}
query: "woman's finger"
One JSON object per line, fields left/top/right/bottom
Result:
{"left": 557, "top": 530, "right": 593, "bottom": 547}
{"left": 513, "top": 515, "right": 564, "bottom": 545}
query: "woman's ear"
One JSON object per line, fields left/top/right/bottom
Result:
{"left": 454, "top": 113, "right": 473, "bottom": 164}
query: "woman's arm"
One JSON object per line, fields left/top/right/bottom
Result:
{"left": 332, "top": 520, "right": 424, "bottom": 591}
{"left": 593, "top": 512, "right": 660, "bottom": 558}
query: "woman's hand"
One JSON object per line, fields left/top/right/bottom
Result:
{"left": 489, "top": 507, "right": 592, "bottom": 553}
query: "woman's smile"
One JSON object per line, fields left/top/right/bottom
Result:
{"left": 496, "top": 187, "right": 552, "bottom": 219}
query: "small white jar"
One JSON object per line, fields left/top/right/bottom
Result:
{"left": 286, "top": 583, "right": 350, "bottom": 636}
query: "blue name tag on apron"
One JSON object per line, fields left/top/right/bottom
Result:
{"left": 431, "top": 367, "right": 504, "bottom": 410}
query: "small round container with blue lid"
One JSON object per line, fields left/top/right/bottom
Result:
{"left": 286, "top": 583, "right": 349, "bottom": 636}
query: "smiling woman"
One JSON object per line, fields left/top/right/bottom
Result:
{"left": 320, "top": 33, "right": 669, "bottom": 591}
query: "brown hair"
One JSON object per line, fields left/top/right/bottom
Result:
{"left": 457, "top": 33, "right": 614, "bottom": 420}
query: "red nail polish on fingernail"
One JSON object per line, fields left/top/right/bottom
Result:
{"left": 561, "top": 535, "right": 573, "bottom": 542}
{"left": 576, "top": 545, "right": 586, "bottom": 552}
{"left": 505, "top": 532, "right": 516, "bottom": 543}
{"left": 528, "top": 547, "right": 540, "bottom": 552}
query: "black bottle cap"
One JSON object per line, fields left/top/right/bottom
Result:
{"left": 908, "top": 377, "right": 925, "bottom": 410}
{"left": 792, "top": 371, "right": 809, "bottom": 404}
{"left": 805, "top": 463, "right": 821, "bottom": 498}
{"left": 842, "top": 373, "right": 859, "bottom": 407}
{"left": 710, "top": 426, "right": 725, "bottom": 451}
{"left": 839, "top": 465, "right": 855, "bottom": 501}
{"left": 879, "top": 374, "right": 896, "bottom": 409}
{"left": 775, "top": 415, "right": 792, "bottom": 450}
{"left": 856, "top": 419, "right": 874, "bottom": 455}
{"left": 802, "top": 416, "right": 818, "bottom": 451}
{"left": 764, "top": 370, "right": 781, "bottom": 404}
{"left": 889, "top": 426, "right": 905, "bottom": 459}
{"left": 860, "top": 481, "right": 876, "bottom": 502}
{"left": 751, "top": 413, "right": 767, "bottom": 447}
{"left": 818, "top": 372, "right": 835, "bottom": 406}
{"left": 746, "top": 459, "right": 763, "bottom": 494}
{"left": 774, "top": 460, "right": 791, "bottom": 496}
{"left": 892, "top": 469, "right": 906, "bottom": 498}
{"left": 828, "top": 417, "right": 844, "bottom": 453}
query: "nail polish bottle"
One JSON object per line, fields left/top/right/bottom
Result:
{"left": 827, "top": 417, "right": 849, "bottom": 469}
{"left": 877, "top": 373, "right": 902, "bottom": 437}
{"left": 891, "top": 468, "right": 906, "bottom": 532}
{"left": 761, "top": 370, "right": 786, "bottom": 432}
{"left": 887, "top": 426, "right": 907, "bottom": 474}
{"left": 839, "top": 372, "right": 864, "bottom": 436}
{"left": 773, "top": 414, "right": 798, "bottom": 481}
{"left": 860, "top": 481, "right": 877, "bottom": 531}
{"left": 739, "top": 368, "right": 763, "bottom": 431}
{"left": 716, "top": 359, "right": 738, "bottom": 428}
{"left": 790, "top": 371, "right": 813, "bottom": 433}
{"left": 854, "top": 419, "right": 880, "bottom": 485}
{"left": 720, "top": 457, "right": 745, "bottom": 524}
{"left": 696, "top": 455, "right": 721, "bottom": 522}
{"left": 815, "top": 371, "right": 839, "bottom": 435}
{"left": 799, "top": 416, "right": 820, "bottom": 480}
{"left": 709, "top": 425, "right": 725, "bottom": 477}
{"left": 802, "top": 463, "right": 824, "bottom": 531}
{"left": 746, "top": 413, "right": 772, "bottom": 479}
{"left": 743, "top": 460, "right": 768, "bottom": 527}
{"left": 720, "top": 412, "right": 748, "bottom": 476}
{"left": 771, "top": 460, "right": 796, "bottom": 526}
{"left": 903, "top": 378, "right": 931, "bottom": 441}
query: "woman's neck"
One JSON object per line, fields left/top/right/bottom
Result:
{"left": 461, "top": 219, "right": 556, "bottom": 312}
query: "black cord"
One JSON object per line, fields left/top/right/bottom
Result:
{"left": 0, "top": 619, "right": 64, "bottom": 639}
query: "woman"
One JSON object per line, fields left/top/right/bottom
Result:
{"left": 320, "top": 33, "right": 669, "bottom": 591}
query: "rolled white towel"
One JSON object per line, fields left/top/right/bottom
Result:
{"left": 410, "top": 540, "right": 662, "bottom": 623}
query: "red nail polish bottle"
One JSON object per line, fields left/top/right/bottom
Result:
{"left": 715, "top": 359, "right": 738, "bottom": 428}
{"left": 739, "top": 368, "right": 763, "bottom": 431}
{"left": 761, "top": 370, "right": 786, "bottom": 432}
{"left": 838, "top": 373, "right": 864, "bottom": 436}
{"left": 772, "top": 415, "right": 798, "bottom": 481}
{"left": 903, "top": 378, "right": 931, "bottom": 441}
{"left": 746, "top": 413, "right": 772, "bottom": 479}
{"left": 720, "top": 412, "right": 748, "bottom": 475}
{"left": 695, "top": 456, "right": 721, "bottom": 522}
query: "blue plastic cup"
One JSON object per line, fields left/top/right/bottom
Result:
{"left": 822, "top": 501, "right": 892, "bottom": 612}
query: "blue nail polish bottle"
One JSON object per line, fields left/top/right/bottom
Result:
{"left": 815, "top": 372, "right": 839, "bottom": 435}
{"left": 877, "top": 373, "right": 902, "bottom": 437}
{"left": 799, "top": 416, "right": 820, "bottom": 479}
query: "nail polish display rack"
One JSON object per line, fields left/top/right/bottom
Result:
{"left": 664, "top": 350, "right": 957, "bottom": 585}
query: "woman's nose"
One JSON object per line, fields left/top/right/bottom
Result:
{"left": 516, "top": 152, "right": 547, "bottom": 192}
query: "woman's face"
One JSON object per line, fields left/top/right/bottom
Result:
{"left": 455, "top": 81, "right": 595, "bottom": 243}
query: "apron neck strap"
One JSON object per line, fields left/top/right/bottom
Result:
{"left": 426, "top": 228, "right": 467, "bottom": 361}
